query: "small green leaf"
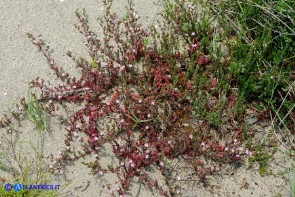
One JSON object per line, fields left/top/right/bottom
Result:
{"left": 91, "top": 57, "right": 99, "bottom": 69}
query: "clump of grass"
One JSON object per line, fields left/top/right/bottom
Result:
{"left": 0, "top": 127, "right": 63, "bottom": 197}
{"left": 24, "top": 90, "right": 48, "bottom": 132}
{"left": 25, "top": 92, "right": 48, "bottom": 131}
{"left": 209, "top": 0, "right": 295, "bottom": 131}
{"left": 21, "top": 91, "right": 48, "bottom": 131}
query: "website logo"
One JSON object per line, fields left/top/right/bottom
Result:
{"left": 4, "top": 183, "right": 61, "bottom": 192}
{"left": 4, "top": 183, "right": 12, "bottom": 191}
{"left": 14, "top": 183, "right": 23, "bottom": 191}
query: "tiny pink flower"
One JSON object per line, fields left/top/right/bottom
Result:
{"left": 130, "top": 163, "right": 135, "bottom": 168}
{"left": 160, "top": 161, "right": 164, "bottom": 167}
{"left": 115, "top": 183, "right": 120, "bottom": 191}
{"left": 120, "top": 119, "right": 125, "bottom": 123}
{"left": 138, "top": 99, "right": 142, "bottom": 103}
{"left": 225, "top": 147, "right": 229, "bottom": 151}
{"left": 120, "top": 65, "right": 125, "bottom": 71}
{"left": 201, "top": 142, "right": 205, "bottom": 146}
{"left": 98, "top": 171, "right": 103, "bottom": 175}
{"left": 145, "top": 154, "right": 149, "bottom": 159}
{"left": 191, "top": 32, "right": 195, "bottom": 36}
{"left": 189, "top": 134, "right": 193, "bottom": 139}
{"left": 183, "top": 123, "right": 189, "bottom": 127}
{"left": 73, "top": 85, "right": 77, "bottom": 89}
{"left": 144, "top": 143, "right": 149, "bottom": 148}
{"left": 234, "top": 139, "right": 238, "bottom": 143}
{"left": 151, "top": 101, "right": 155, "bottom": 105}
{"left": 120, "top": 162, "right": 125, "bottom": 166}
{"left": 145, "top": 126, "right": 149, "bottom": 130}
{"left": 147, "top": 114, "right": 151, "bottom": 118}
{"left": 115, "top": 99, "right": 120, "bottom": 104}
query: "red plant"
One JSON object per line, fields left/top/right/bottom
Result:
{"left": 24, "top": 1, "right": 249, "bottom": 196}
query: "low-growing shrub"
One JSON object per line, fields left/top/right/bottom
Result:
{"left": 209, "top": 0, "right": 295, "bottom": 130}
{"left": 24, "top": 0, "right": 253, "bottom": 195}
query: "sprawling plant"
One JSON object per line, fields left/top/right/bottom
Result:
{"left": 15, "top": 0, "right": 255, "bottom": 196}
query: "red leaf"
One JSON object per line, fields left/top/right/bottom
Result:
{"left": 198, "top": 55, "right": 210, "bottom": 66}
{"left": 210, "top": 78, "right": 218, "bottom": 88}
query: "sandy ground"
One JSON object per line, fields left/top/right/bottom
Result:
{"left": 0, "top": 0, "right": 293, "bottom": 197}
